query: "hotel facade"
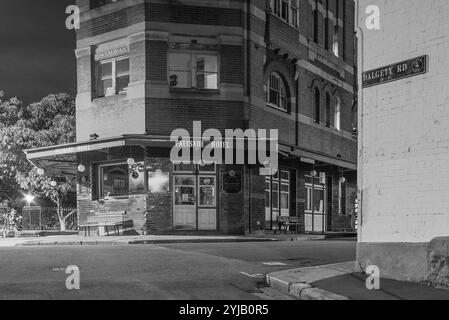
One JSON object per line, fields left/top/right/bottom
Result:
{"left": 26, "top": 0, "right": 358, "bottom": 236}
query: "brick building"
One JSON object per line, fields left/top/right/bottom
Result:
{"left": 356, "top": 0, "right": 449, "bottom": 286}
{"left": 26, "top": 0, "right": 357, "bottom": 235}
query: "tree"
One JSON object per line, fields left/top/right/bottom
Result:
{"left": 0, "top": 92, "right": 76, "bottom": 229}
{"left": 17, "top": 168, "right": 76, "bottom": 231}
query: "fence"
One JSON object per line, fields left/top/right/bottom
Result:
{"left": 17, "top": 206, "right": 78, "bottom": 231}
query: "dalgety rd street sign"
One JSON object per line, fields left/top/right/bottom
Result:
{"left": 362, "top": 55, "right": 427, "bottom": 88}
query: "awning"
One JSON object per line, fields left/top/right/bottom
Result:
{"left": 24, "top": 135, "right": 175, "bottom": 175}
{"left": 291, "top": 148, "right": 357, "bottom": 171}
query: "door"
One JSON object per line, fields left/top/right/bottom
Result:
{"left": 197, "top": 176, "right": 217, "bottom": 230}
{"left": 173, "top": 175, "right": 196, "bottom": 229}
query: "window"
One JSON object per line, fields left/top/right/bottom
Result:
{"left": 334, "top": 96, "right": 341, "bottom": 131}
{"left": 281, "top": 0, "right": 289, "bottom": 21}
{"left": 333, "top": 26, "right": 340, "bottom": 57}
{"left": 280, "top": 171, "right": 290, "bottom": 211}
{"left": 265, "top": 170, "right": 290, "bottom": 228}
{"left": 305, "top": 174, "right": 325, "bottom": 214}
{"left": 325, "top": 93, "right": 331, "bottom": 127}
{"left": 339, "top": 178, "right": 347, "bottom": 215}
{"left": 324, "top": 0, "right": 329, "bottom": 50}
{"left": 97, "top": 57, "right": 129, "bottom": 97}
{"left": 168, "top": 52, "right": 218, "bottom": 90}
{"left": 199, "top": 177, "right": 216, "bottom": 206}
{"left": 98, "top": 161, "right": 145, "bottom": 198}
{"left": 272, "top": 0, "right": 299, "bottom": 28}
{"left": 313, "top": 1, "right": 318, "bottom": 43}
{"left": 291, "top": 1, "right": 299, "bottom": 28}
{"left": 99, "top": 164, "right": 129, "bottom": 198}
{"left": 314, "top": 88, "right": 320, "bottom": 123}
{"left": 267, "top": 73, "right": 288, "bottom": 112}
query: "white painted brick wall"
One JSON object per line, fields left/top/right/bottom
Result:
{"left": 358, "top": 0, "right": 449, "bottom": 243}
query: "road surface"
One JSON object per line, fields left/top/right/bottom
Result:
{"left": 0, "top": 239, "right": 355, "bottom": 299}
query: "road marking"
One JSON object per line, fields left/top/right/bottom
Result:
{"left": 240, "top": 272, "right": 265, "bottom": 279}
{"left": 262, "top": 262, "right": 287, "bottom": 266}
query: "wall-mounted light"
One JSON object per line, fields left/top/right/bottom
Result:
{"left": 310, "top": 170, "right": 318, "bottom": 177}
{"left": 127, "top": 158, "right": 135, "bottom": 166}
{"left": 77, "top": 164, "right": 86, "bottom": 173}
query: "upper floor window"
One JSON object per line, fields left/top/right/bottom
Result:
{"left": 325, "top": 93, "right": 331, "bottom": 127}
{"left": 334, "top": 96, "right": 341, "bottom": 131}
{"left": 272, "top": 0, "right": 299, "bottom": 28}
{"left": 267, "top": 73, "right": 288, "bottom": 112}
{"left": 314, "top": 88, "right": 320, "bottom": 123}
{"left": 97, "top": 56, "right": 130, "bottom": 98}
{"left": 313, "top": 5, "right": 318, "bottom": 43}
{"left": 91, "top": 0, "right": 121, "bottom": 9}
{"left": 168, "top": 52, "right": 218, "bottom": 90}
{"left": 333, "top": 26, "right": 340, "bottom": 57}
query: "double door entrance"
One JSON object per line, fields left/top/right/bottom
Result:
{"left": 173, "top": 164, "right": 217, "bottom": 230}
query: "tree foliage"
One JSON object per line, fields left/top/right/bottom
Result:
{"left": 0, "top": 92, "right": 76, "bottom": 208}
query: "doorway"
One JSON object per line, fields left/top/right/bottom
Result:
{"left": 173, "top": 163, "right": 217, "bottom": 231}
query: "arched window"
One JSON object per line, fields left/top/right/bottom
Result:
{"left": 334, "top": 96, "right": 341, "bottom": 131}
{"left": 325, "top": 93, "right": 331, "bottom": 127}
{"left": 267, "top": 73, "right": 288, "bottom": 111}
{"left": 314, "top": 88, "right": 320, "bottom": 123}
{"left": 333, "top": 26, "right": 339, "bottom": 57}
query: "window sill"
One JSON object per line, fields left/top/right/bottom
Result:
{"left": 92, "top": 92, "right": 127, "bottom": 101}
{"left": 266, "top": 103, "right": 289, "bottom": 114}
{"left": 169, "top": 87, "right": 220, "bottom": 95}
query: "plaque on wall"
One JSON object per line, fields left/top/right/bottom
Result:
{"left": 222, "top": 172, "right": 242, "bottom": 194}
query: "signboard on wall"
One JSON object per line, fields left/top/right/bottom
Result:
{"left": 362, "top": 55, "right": 427, "bottom": 88}
{"left": 222, "top": 171, "right": 242, "bottom": 194}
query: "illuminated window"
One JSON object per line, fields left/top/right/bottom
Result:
{"left": 334, "top": 96, "right": 341, "bottom": 131}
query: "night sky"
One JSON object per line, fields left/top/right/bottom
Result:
{"left": 0, "top": 0, "right": 76, "bottom": 104}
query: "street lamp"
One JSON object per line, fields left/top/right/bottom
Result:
{"left": 24, "top": 194, "right": 35, "bottom": 206}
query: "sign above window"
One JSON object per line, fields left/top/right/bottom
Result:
{"left": 95, "top": 46, "right": 129, "bottom": 61}
{"left": 362, "top": 55, "right": 427, "bottom": 88}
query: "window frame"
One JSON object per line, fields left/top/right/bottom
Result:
{"left": 168, "top": 50, "right": 220, "bottom": 90}
{"left": 98, "top": 162, "right": 129, "bottom": 199}
{"left": 334, "top": 96, "right": 341, "bottom": 131}
{"left": 97, "top": 55, "right": 130, "bottom": 98}
{"left": 267, "top": 72, "right": 289, "bottom": 112}
{"left": 272, "top": 0, "right": 299, "bottom": 29}
{"left": 305, "top": 174, "right": 326, "bottom": 214}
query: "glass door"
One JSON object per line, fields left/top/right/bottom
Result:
{"left": 173, "top": 176, "right": 196, "bottom": 229}
{"left": 197, "top": 176, "right": 217, "bottom": 230}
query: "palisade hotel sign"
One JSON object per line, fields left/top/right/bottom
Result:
{"left": 362, "top": 55, "right": 427, "bottom": 88}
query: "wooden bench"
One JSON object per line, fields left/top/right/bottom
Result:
{"left": 275, "top": 216, "right": 303, "bottom": 234}
{"left": 80, "top": 211, "right": 130, "bottom": 236}
{"left": 79, "top": 221, "right": 125, "bottom": 237}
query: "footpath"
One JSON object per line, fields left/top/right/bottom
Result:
{"left": 267, "top": 261, "right": 449, "bottom": 300}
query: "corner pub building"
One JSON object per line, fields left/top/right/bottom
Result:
{"left": 25, "top": 0, "right": 358, "bottom": 236}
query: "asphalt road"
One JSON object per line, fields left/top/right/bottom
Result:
{"left": 0, "top": 239, "right": 355, "bottom": 300}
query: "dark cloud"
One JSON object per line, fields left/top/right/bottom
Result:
{"left": 0, "top": 0, "right": 76, "bottom": 104}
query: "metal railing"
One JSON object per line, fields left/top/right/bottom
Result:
{"left": 16, "top": 206, "right": 78, "bottom": 231}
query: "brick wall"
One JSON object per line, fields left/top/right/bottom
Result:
{"left": 358, "top": 0, "right": 449, "bottom": 243}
